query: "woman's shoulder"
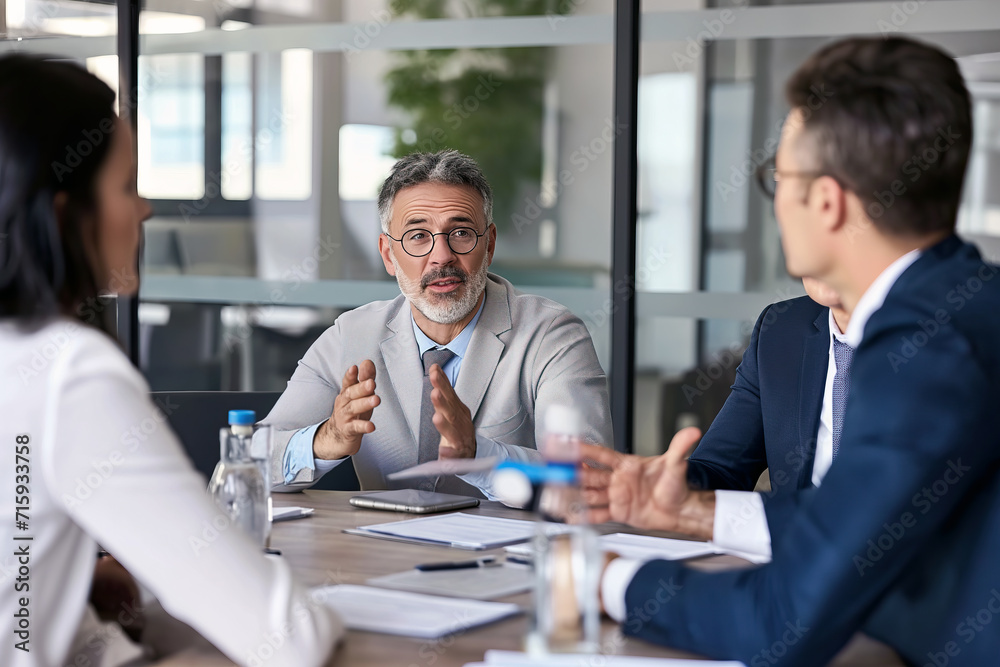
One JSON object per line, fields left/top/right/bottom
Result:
{"left": 2, "top": 318, "right": 142, "bottom": 390}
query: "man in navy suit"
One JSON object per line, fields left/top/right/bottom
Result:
{"left": 685, "top": 278, "right": 848, "bottom": 497}
{"left": 584, "top": 277, "right": 852, "bottom": 558}
{"left": 677, "top": 278, "right": 853, "bottom": 557}
{"left": 584, "top": 36, "right": 1000, "bottom": 666}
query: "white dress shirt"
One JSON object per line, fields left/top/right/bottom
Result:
{"left": 604, "top": 249, "right": 923, "bottom": 621}
{"left": 711, "top": 309, "right": 848, "bottom": 559}
{"left": 813, "top": 309, "right": 850, "bottom": 486}
{"left": 0, "top": 319, "right": 342, "bottom": 667}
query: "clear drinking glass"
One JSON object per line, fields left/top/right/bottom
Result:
{"left": 528, "top": 471, "right": 601, "bottom": 655}
{"left": 251, "top": 424, "right": 273, "bottom": 544}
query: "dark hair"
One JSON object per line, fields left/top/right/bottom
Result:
{"left": 785, "top": 36, "right": 972, "bottom": 236}
{"left": 376, "top": 150, "right": 493, "bottom": 232}
{"left": 0, "top": 54, "right": 118, "bottom": 325}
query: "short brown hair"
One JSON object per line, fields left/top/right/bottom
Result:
{"left": 786, "top": 37, "right": 972, "bottom": 236}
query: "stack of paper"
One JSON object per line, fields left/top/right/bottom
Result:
{"left": 600, "top": 533, "right": 772, "bottom": 564}
{"left": 346, "top": 513, "right": 571, "bottom": 550}
{"left": 599, "top": 533, "right": 721, "bottom": 560}
{"left": 505, "top": 533, "right": 770, "bottom": 565}
{"left": 368, "top": 563, "right": 533, "bottom": 600}
{"left": 312, "top": 585, "right": 520, "bottom": 638}
{"left": 465, "top": 649, "right": 747, "bottom": 666}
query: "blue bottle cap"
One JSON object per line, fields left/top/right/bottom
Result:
{"left": 495, "top": 461, "right": 577, "bottom": 484}
{"left": 228, "top": 410, "right": 256, "bottom": 426}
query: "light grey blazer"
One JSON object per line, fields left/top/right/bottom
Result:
{"left": 264, "top": 273, "right": 613, "bottom": 496}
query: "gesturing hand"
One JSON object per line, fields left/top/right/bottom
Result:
{"left": 608, "top": 427, "right": 700, "bottom": 531}
{"left": 580, "top": 428, "right": 715, "bottom": 540}
{"left": 428, "top": 364, "right": 477, "bottom": 459}
{"left": 313, "top": 359, "right": 380, "bottom": 460}
{"left": 579, "top": 443, "right": 630, "bottom": 523}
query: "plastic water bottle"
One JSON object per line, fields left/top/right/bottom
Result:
{"left": 526, "top": 405, "right": 600, "bottom": 655}
{"left": 240, "top": 412, "right": 274, "bottom": 543}
{"left": 208, "top": 411, "right": 269, "bottom": 547}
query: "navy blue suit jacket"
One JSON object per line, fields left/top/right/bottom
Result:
{"left": 686, "top": 296, "right": 830, "bottom": 495}
{"left": 624, "top": 236, "right": 1000, "bottom": 666}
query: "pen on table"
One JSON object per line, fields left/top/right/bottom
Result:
{"left": 415, "top": 556, "right": 498, "bottom": 571}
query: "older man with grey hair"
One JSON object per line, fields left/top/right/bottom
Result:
{"left": 264, "top": 150, "right": 613, "bottom": 498}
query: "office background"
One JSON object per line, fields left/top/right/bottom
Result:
{"left": 4, "top": 0, "right": 999, "bottom": 455}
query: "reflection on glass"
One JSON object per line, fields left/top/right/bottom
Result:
{"left": 383, "top": 2, "right": 578, "bottom": 234}
{"left": 255, "top": 49, "right": 313, "bottom": 200}
{"left": 133, "top": 2, "right": 615, "bottom": 394}
{"left": 339, "top": 124, "right": 396, "bottom": 201}
{"left": 138, "top": 54, "right": 205, "bottom": 200}
{"left": 634, "top": 317, "right": 753, "bottom": 457}
{"left": 222, "top": 52, "right": 253, "bottom": 200}
{"left": 5, "top": 2, "right": 204, "bottom": 38}
{"left": 959, "top": 93, "right": 1000, "bottom": 237}
{"left": 637, "top": 72, "right": 698, "bottom": 293}
{"left": 86, "top": 55, "right": 119, "bottom": 111}
{"left": 6, "top": 0, "right": 114, "bottom": 38}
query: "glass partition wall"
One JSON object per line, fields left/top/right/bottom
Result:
{"left": 5, "top": 0, "right": 999, "bottom": 452}
{"left": 132, "top": 0, "right": 618, "bottom": 395}
{"left": 632, "top": 0, "right": 1000, "bottom": 455}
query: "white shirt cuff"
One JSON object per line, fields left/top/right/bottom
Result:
{"left": 601, "top": 558, "right": 645, "bottom": 623}
{"left": 712, "top": 490, "right": 772, "bottom": 559}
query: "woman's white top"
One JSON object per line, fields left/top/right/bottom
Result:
{"left": 0, "top": 319, "right": 341, "bottom": 666}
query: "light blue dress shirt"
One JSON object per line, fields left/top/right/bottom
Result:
{"left": 282, "top": 301, "right": 485, "bottom": 484}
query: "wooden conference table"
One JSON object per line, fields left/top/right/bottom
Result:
{"left": 173, "top": 491, "right": 906, "bottom": 666}
{"left": 278, "top": 491, "right": 908, "bottom": 666}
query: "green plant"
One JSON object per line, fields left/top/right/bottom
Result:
{"left": 385, "top": 0, "right": 571, "bottom": 230}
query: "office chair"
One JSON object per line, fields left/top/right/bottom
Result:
{"left": 141, "top": 224, "right": 183, "bottom": 275}
{"left": 176, "top": 221, "right": 255, "bottom": 277}
{"left": 150, "top": 391, "right": 360, "bottom": 491}
{"left": 144, "top": 303, "right": 226, "bottom": 391}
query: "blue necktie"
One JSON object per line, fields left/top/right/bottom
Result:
{"left": 831, "top": 339, "right": 854, "bottom": 460}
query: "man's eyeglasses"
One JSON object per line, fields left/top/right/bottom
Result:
{"left": 755, "top": 157, "right": 827, "bottom": 199}
{"left": 384, "top": 226, "right": 489, "bottom": 258}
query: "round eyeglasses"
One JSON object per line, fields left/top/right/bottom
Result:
{"left": 384, "top": 226, "right": 488, "bottom": 258}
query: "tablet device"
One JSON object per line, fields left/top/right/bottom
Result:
{"left": 349, "top": 489, "right": 480, "bottom": 514}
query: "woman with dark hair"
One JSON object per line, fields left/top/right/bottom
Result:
{"left": 0, "top": 55, "right": 341, "bottom": 666}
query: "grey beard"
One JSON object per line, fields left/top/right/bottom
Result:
{"left": 391, "top": 254, "right": 489, "bottom": 324}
